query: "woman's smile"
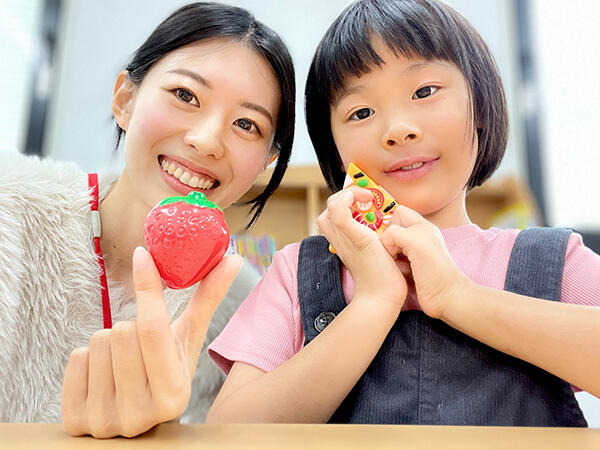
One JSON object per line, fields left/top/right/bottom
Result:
{"left": 158, "top": 155, "right": 220, "bottom": 195}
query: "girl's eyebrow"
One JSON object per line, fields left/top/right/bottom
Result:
{"left": 332, "top": 61, "right": 445, "bottom": 108}
{"left": 332, "top": 85, "right": 365, "bottom": 108}
{"left": 167, "top": 68, "right": 273, "bottom": 125}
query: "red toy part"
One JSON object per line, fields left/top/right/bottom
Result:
{"left": 144, "top": 191, "right": 230, "bottom": 289}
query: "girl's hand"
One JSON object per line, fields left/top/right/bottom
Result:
{"left": 61, "top": 247, "right": 241, "bottom": 438}
{"left": 317, "top": 187, "right": 408, "bottom": 312}
{"left": 380, "top": 205, "right": 470, "bottom": 319}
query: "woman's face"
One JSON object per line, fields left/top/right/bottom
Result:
{"left": 329, "top": 38, "right": 477, "bottom": 227}
{"left": 113, "top": 38, "right": 280, "bottom": 211}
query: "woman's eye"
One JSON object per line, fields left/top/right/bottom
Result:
{"left": 174, "top": 88, "right": 197, "bottom": 104}
{"left": 350, "top": 108, "right": 373, "bottom": 120}
{"left": 413, "top": 86, "right": 438, "bottom": 99}
{"left": 235, "top": 118, "right": 260, "bottom": 134}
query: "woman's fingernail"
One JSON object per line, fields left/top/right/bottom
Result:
{"left": 133, "top": 246, "right": 149, "bottom": 270}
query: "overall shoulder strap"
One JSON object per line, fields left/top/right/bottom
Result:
{"left": 298, "top": 235, "right": 347, "bottom": 345}
{"left": 504, "top": 227, "right": 571, "bottom": 301}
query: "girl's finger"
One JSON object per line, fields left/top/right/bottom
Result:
{"left": 390, "top": 204, "right": 428, "bottom": 227}
{"left": 173, "top": 254, "right": 243, "bottom": 369}
{"left": 62, "top": 347, "right": 90, "bottom": 436}
{"left": 327, "top": 188, "right": 375, "bottom": 240}
{"left": 380, "top": 224, "right": 403, "bottom": 256}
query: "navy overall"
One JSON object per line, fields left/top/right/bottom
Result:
{"left": 297, "top": 228, "right": 587, "bottom": 426}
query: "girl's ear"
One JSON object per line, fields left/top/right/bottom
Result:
{"left": 112, "top": 70, "right": 136, "bottom": 131}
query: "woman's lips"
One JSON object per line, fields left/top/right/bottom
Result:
{"left": 158, "top": 155, "right": 220, "bottom": 195}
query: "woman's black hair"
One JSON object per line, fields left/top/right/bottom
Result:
{"left": 305, "top": 0, "right": 508, "bottom": 192}
{"left": 116, "top": 2, "right": 295, "bottom": 227}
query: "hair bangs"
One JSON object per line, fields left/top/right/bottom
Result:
{"left": 315, "top": 0, "right": 465, "bottom": 104}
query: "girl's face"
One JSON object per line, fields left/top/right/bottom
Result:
{"left": 330, "top": 38, "right": 477, "bottom": 228}
{"left": 113, "top": 38, "right": 280, "bottom": 211}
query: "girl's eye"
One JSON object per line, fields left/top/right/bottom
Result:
{"left": 174, "top": 88, "right": 198, "bottom": 105}
{"left": 234, "top": 118, "right": 261, "bottom": 135}
{"left": 413, "top": 86, "right": 438, "bottom": 99}
{"left": 350, "top": 108, "right": 373, "bottom": 121}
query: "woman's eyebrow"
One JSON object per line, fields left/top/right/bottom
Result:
{"left": 167, "top": 68, "right": 212, "bottom": 88}
{"left": 167, "top": 68, "right": 273, "bottom": 124}
{"left": 241, "top": 102, "right": 274, "bottom": 125}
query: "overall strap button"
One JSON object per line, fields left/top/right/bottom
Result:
{"left": 314, "top": 312, "right": 336, "bottom": 332}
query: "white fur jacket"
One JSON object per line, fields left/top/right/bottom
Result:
{"left": 0, "top": 152, "right": 257, "bottom": 423}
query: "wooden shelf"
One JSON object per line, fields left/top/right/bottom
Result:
{"left": 224, "top": 166, "right": 331, "bottom": 249}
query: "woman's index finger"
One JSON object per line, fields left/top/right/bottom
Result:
{"left": 132, "top": 246, "right": 182, "bottom": 389}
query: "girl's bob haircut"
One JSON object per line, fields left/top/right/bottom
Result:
{"left": 117, "top": 2, "right": 295, "bottom": 227}
{"left": 305, "top": 0, "right": 508, "bottom": 192}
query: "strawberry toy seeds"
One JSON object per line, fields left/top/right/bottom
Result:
{"left": 144, "top": 191, "right": 230, "bottom": 289}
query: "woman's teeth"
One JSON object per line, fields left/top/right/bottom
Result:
{"left": 161, "top": 159, "right": 215, "bottom": 189}
{"left": 400, "top": 162, "right": 424, "bottom": 171}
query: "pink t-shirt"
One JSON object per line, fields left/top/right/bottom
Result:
{"left": 208, "top": 225, "right": 600, "bottom": 375}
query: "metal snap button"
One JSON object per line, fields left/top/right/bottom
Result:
{"left": 314, "top": 312, "right": 336, "bottom": 332}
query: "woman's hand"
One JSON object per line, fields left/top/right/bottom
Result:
{"left": 61, "top": 247, "right": 241, "bottom": 438}
{"left": 317, "top": 187, "right": 408, "bottom": 312}
{"left": 380, "top": 205, "right": 471, "bottom": 319}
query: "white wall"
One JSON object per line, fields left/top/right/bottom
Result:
{"left": 531, "top": 0, "right": 600, "bottom": 231}
{"left": 0, "top": 0, "right": 42, "bottom": 153}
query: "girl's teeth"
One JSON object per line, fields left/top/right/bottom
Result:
{"left": 161, "top": 158, "right": 215, "bottom": 189}
{"left": 400, "top": 162, "right": 424, "bottom": 171}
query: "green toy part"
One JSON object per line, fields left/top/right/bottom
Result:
{"left": 159, "top": 191, "right": 223, "bottom": 212}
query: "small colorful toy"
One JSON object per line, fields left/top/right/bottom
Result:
{"left": 144, "top": 191, "right": 230, "bottom": 289}
{"left": 329, "top": 162, "right": 398, "bottom": 253}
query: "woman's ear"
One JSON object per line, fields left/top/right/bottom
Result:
{"left": 264, "top": 152, "right": 278, "bottom": 170}
{"left": 112, "top": 70, "right": 136, "bottom": 131}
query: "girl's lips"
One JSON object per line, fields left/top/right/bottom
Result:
{"left": 385, "top": 156, "right": 440, "bottom": 173}
{"left": 385, "top": 157, "right": 439, "bottom": 181}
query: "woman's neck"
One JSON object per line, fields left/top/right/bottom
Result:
{"left": 98, "top": 174, "right": 150, "bottom": 295}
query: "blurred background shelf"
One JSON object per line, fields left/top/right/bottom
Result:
{"left": 224, "top": 165, "right": 542, "bottom": 251}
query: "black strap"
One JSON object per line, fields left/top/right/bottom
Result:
{"left": 504, "top": 227, "right": 571, "bottom": 301}
{"left": 298, "top": 236, "right": 347, "bottom": 344}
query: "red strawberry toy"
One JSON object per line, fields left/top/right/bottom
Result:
{"left": 144, "top": 191, "right": 230, "bottom": 289}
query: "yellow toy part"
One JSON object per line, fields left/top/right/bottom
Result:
{"left": 329, "top": 163, "right": 398, "bottom": 254}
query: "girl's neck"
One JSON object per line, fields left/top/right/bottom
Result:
{"left": 424, "top": 189, "right": 472, "bottom": 229}
{"left": 98, "top": 174, "right": 150, "bottom": 295}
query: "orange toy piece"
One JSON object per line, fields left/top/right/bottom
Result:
{"left": 329, "top": 162, "right": 398, "bottom": 254}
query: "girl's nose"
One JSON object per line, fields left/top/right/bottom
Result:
{"left": 183, "top": 118, "right": 226, "bottom": 159}
{"left": 382, "top": 117, "right": 422, "bottom": 150}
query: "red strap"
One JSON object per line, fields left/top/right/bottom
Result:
{"left": 88, "top": 173, "right": 112, "bottom": 329}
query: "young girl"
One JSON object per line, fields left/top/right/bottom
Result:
{"left": 0, "top": 1, "right": 295, "bottom": 437}
{"left": 206, "top": 0, "right": 600, "bottom": 426}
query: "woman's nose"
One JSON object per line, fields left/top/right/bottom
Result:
{"left": 183, "top": 117, "right": 226, "bottom": 159}
{"left": 381, "top": 114, "right": 422, "bottom": 149}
